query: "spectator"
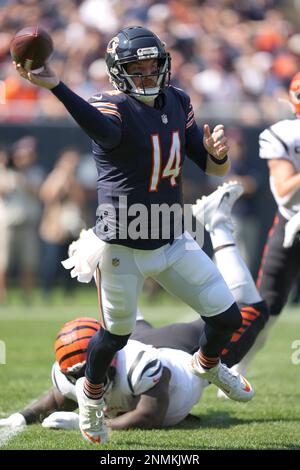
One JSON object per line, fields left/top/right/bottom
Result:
{"left": 8, "top": 136, "right": 44, "bottom": 302}
{"left": 0, "top": 145, "right": 19, "bottom": 303}
{"left": 39, "top": 147, "right": 86, "bottom": 298}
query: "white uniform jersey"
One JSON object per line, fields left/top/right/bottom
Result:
{"left": 52, "top": 339, "right": 205, "bottom": 427}
{"left": 259, "top": 119, "right": 300, "bottom": 220}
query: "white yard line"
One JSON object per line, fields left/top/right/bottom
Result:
{"left": 0, "top": 394, "right": 46, "bottom": 448}
{"left": 0, "top": 425, "right": 25, "bottom": 448}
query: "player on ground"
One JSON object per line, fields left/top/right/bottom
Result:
{"left": 0, "top": 183, "right": 266, "bottom": 431}
{"left": 232, "top": 71, "right": 300, "bottom": 376}
{"left": 15, "top": 26, "right": 253, "bottom": 444}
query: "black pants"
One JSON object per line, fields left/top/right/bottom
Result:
{"left": 131, "top": 319, "right": 204, "bottom": 354}
{"left": 257, "top": 211, "right": 300, "bottom": 316}
{"left": 131, "top": 300, "right": 267, "bottom": 369}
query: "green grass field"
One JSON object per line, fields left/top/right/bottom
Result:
{"left": 0, "top": 288, "right": 300, "bottom": 450}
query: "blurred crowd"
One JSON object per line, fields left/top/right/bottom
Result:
{"left": 0, "top": 135, "right": 98, "bottom": 303}
{"left": 1, "top": 0, "right": 300, "bottom": 123}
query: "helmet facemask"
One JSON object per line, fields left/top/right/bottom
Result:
{"left": 121, "top": 57, "right": 170, "bottom": 102}
{"left": 108, "top": 56, "right": 170, "bottom": 102}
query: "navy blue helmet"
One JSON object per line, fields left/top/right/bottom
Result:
{"left": 105, "top": 26, "right": 171, "bottom": 101}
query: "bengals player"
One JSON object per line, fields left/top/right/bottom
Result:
{"left": 234, "top": 71, "right": 300, "bottom": 376}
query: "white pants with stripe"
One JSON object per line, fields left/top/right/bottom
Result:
{"left": 96, "top": 232, "right": 235, "bottom": 335}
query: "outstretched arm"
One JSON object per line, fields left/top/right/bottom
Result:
{"left": 14, "top": 62, "right": 122, "bottom": 149}
{"left": 107, "top": 367, "right": 171, "bottom": 430}
{"left": 0, "top": 388, "right": 77, "bottom": 426}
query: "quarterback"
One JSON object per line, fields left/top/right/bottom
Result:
{"left": 15, "top": 26, "right": 253, "bottom": 444}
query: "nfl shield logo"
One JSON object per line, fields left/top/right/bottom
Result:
{"left": 112, "top": 258, "right": 120, "bottom": 267}
{"left": 161, "top": 114, "right": 168, "bottom": 124}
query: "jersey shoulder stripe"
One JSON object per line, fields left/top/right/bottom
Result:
{"left": 186, "top": 116, "right": 195, "bottom": 129}
{"left": 266, "top": 126, "right": 289, "bottom": 154}
{"left": 168, "top": 86, "right": 195, "bottom": 129}
{"left": 90, "top": 102, "right": 118, "bottom": 109}
{"left": 259, "top": 123, "right": 291, "bottom": 160}
{"left": 89, "top": 93, "right": 125, "bottom": 122}
{"left": 93, "top": 107, "right": 122, "bottom": 121}
{"left": 140, "top": 359, "right": 162, "bottom": 377}
{"left": 126, "top": 346, "right": 163, "bottom": 396}
{"left": 186, "top": 107, "right": 195, "bottom": 125}
{"left": 127, "top": 350, "right": 145, "bottom": 394}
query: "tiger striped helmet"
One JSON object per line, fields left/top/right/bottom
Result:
{"left": 55, "top": 317, "right": 100, "bottom": 375}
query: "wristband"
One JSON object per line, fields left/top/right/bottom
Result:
{"left": 20, "top": 409, "right": 38, "bottom": 425}
{"left": 208, "top": 153, "right": 228, "bottom": 165}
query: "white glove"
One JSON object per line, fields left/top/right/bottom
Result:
{"left": 61, "top": 228, "right": 107, "bottom": 283}
{"left": 42, "top": 412, "right": 79, "bottom": 430}
{"left": 283, "top": 211, "right": 300, "bottom": 248}
{"left": 0, "top": 412, "right": 26, "bottom": 427}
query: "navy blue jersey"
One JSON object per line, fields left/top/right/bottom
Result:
{"left": 89, "top": 86, "right": 208, "bottom": 249}
{"left": 52, "top": 83, "right": 208, "bottom": 249}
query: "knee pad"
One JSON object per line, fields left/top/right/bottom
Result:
{"left": 204, "top": 302, "right": 242, "bottom": 334}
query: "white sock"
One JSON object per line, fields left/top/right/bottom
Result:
{"left": 210, "top": 224, "right": 235, "bottom": 247}
{"left": 210, "top": 224, "right": 262, "bottom": 305}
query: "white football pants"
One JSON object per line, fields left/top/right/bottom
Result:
{"left": 96, "top": 232, "right": 235, "bottom": 335}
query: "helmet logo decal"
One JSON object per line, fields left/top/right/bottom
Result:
{"left": 107, "top": 36, "right": 119, "bottom": 54}
{"left": 137, "top": 47, "right": 159, "bottom": 58}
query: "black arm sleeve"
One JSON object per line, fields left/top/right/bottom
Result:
{"left": 51, "top": 82, "right": 122, "bottom": 149}
{"left": 19, "top": 388, "right": 77, "bottom": 424}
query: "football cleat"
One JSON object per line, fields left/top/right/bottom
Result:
{"left": 190, "top": 353, "right": 254, "bottom": 402}
{"left": 216, "top": 364, "right": 247, "bottom": 399}
{"left": 192, "top": 181, "right": 244, "bottom": 233}
{"left": 216, "top": 388, "right": 229, "bottom": 399}
{"left": 75, "top": 377, "right": 108, "bottom": 445}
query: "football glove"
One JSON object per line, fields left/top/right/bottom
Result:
{"left": 283, "top": 211, "right": 300, "bottom": 248}
{"left": 61, "top": 228, "right": 107, "bottom": 283}
{"left": 0, "top": 412, "right": 26, "bottom": 427}
{"left": 42, "top": 412, "right": 79, "bottom": 430}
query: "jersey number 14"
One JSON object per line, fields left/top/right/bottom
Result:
{"left": 149, "top": 131, "right": 182, "bottom": 192}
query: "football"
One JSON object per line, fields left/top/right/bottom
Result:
{"left": 10, "top": 25, "right": 53, "bottom": 71}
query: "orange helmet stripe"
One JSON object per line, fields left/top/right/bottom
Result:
{"left": 56, "top": 324, "right": 99, "bottom": 340}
